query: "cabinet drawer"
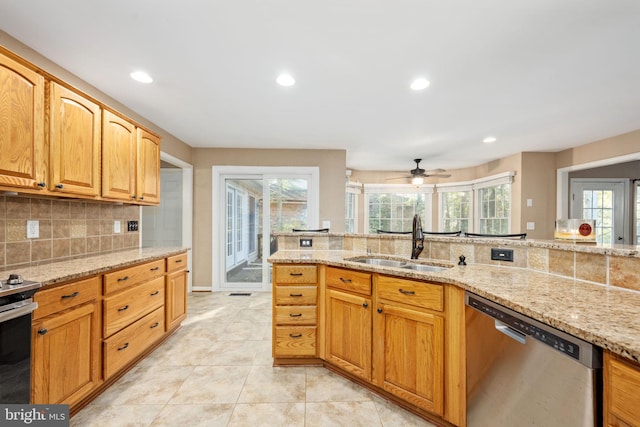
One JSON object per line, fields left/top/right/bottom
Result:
{"left": 275, "top": 286, "right": 317, "bottom": 305}
{"left": 275, "top": 306, "right": 316, "bottom": 325}
{"left": 167, "top": 252, "right": 188, "bottom": 273}
{"left": 326, "top": 267, "right": 372, "bottom": 295}
{"left": 274, "top": 265, "right": 317, "bottom": 284}
{"left": 607, "top": 354, "right": 640, "bottom": 426}
{"left": 376, "top": 275, "right": 443, "bottom": 312}
{"left": 274, "top": 326, "right": 316, "bottom": 356}
{"left": 34, "top": 276, "right": 100, "bottom": 320}
{"left": 103, "top": 259, "right": 165, "bottom": 295}
{"left": 103, "top": 277, "right": 165, "bottom": 337}
{"left": 103, "top": 306, "right": 164, "bottom": 379}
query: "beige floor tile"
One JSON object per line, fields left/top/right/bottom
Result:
{"left": 150, "top": 404, "right": 234, "bottom": 427}
{"left": 228, "top": 402, "right": 305, "bottom": 427}
{"left": 219, "top": 320, "right": 270, "bottom": 341}
{"left": 71, "top": 404, "right": 164, "bottom": 427}
{"left": 372, "top": 395, "right": 436, "bottom": 426}
{"left": 306, "top": 367, "right": 375, "bottom": 402}
{"left": 206, "top": 340, "right": 261, "bottom": 365}
{"left": 169, "top": 365, "right": 251, "bottom": 404}
{"left": 252, "top": 340, "right": 275, "bottom": 366}
{"left": 306, "top": 401, "right": 383, "bottom": 427}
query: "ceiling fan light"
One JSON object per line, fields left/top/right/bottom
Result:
{"left": 411, "top": 176, "right": 424, "bottom": 185}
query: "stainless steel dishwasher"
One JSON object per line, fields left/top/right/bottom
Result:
{"left": 465, "top": 292, "right": 602, "bottom": 426}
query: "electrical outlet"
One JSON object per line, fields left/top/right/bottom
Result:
{"left": 300, "top": 238, "right": 313, "bottom": 248}
{"left": 27, "top": 220, "right": 39, "bottom": 239}
{"left": 114, "top": 220, "right": 121, "bottom": 234}
{"left": 491, "top": 248, "right": 514, "bottom": 262}
{"left": 127, "top": 220, "right": 139, "bottom": 231}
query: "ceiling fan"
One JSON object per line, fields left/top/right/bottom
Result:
{"left": 386, "top": 159, "right": 451, "bottom": 184}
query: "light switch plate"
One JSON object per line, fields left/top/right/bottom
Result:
{"left": 322, "top": 220, "right": 331, "bottom": 229}
{"left": 114, "top": 220, "right": 121, "bottom": 234}
{"left": 526, "top": 222, "right": 535, "bottom": 230}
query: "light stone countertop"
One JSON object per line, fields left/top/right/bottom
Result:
{"left": 0, "top": 247, "right": 190, "bottom": 287}
{"left": 269, "top": 249, "right": 640, "bottom": 364}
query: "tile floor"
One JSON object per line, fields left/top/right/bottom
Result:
{"left": 71, "top": 292, "right": 435, "bottom": 426}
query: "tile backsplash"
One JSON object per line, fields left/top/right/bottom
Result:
{"left": 0, "top": 195, "right": 140, "bottom": 269}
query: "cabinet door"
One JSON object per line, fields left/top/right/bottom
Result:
{"left": 136, "top": 128, "right": 160, "bottom": 204}
{"left": 102, "top": 110, "right": 136, "bottom": 201}
{"left": 166, "top": 269, "right": 188, "bottom": 331}
{"left": 0, "top": 52, "right": 45, "bottom": 189}
{"left": 32, "top": 301, "right": 101, "bottom": 406}
{"left": 325, "top": 289, "right": 372, "bottom": 380}
{"left": 49, "top": 83, "right": 101, "bottom": 196}
{"left": 605, "top": 351, "right": 640, "bottom": 427}
{"left": 373, "top": 303, "right": 444, "bottom": 415}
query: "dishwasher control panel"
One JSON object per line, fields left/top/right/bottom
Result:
{"left": 467, "top": 295, "right": 580, "bottom": 360}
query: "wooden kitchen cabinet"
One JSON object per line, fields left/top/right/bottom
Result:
{"left": 32, "top": 276, "right": 102, "bottom": 407}
{"left": 49, "top": 82, "right": 101, "bottom": 197}
{"left": 605, "top": 350, "right": 640, "bottom": 427}
{"left": 373, "top": 275, "right": 445, "bottom": 415}
{"left": 102, "top": 110, "right": 136, "bottom": 201}
{"left": 0, "top": 50, "right": 46, "bottom": 191}
{"left": 135, "top": 128, "right": 161, "bottom": 205}
{"left": 324, "top": 267, "right": 372, "bottom": 381}
{"left": 272, "top": 264, "right": 318, "bottom": 360}
{"left": 166, "top": 252, "right": 189, "bottom": 331}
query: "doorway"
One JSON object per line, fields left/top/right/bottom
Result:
{"left": 212, "top": 167, "right": 319, "bottom": 292}
{"left": 570, "top": 179, "right": 629, "bottom": 244}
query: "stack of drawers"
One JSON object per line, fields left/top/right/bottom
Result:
{"left": 102, "top": 259, "right": 166, "bottom": 378}
{"left": 272, "top": 264, "right": 318, "bottom": 359}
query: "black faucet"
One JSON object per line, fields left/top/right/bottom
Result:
{"left": 411, "top": 214, "right": 424, "bottom": 259}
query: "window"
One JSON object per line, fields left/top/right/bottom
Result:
{"left": 440, "top": 190, "right": 471, "bottom": 233}
{"left": 635, "top": 182, "right": 640, "bottom": 244}
{"left": 345, "top": 182, "right": 361, "bottom": 233}
{"left": 364, "top": 184, "right": 433, "bottom": 234}
{"left": 478, "top": 183, "right": 511, "bottom": 234}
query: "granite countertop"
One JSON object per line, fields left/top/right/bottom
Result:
{"left": 0, "top": 247, "right": 190, "bottom": 287}
{"left": 269, "top": 249, "right": 640, "bottom": 364}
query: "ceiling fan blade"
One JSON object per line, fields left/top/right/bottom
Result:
{"left": 426, "top": 173, "right": 451, "bottom": 178}
{"left": 425, "top": 168, "right": 446, "bottom": 174}
{"left": 385, "top": 175, "right": 412, "bottom": 180}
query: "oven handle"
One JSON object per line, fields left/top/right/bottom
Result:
{"left": 0, "top": 302, "right": 39, "bottom": 323}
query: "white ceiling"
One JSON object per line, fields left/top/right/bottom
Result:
{"left": 1, "top": 1, "right": 639, "bottom": 172}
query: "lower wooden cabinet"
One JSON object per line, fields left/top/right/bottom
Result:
{"left": 325, "top": 288, "right": 372, "bottom": 380}
{"left": 372, "top": 302, "right": 444, "bottom": 414}
{"left": 605, "top": 351, "right": 640, "bottom": 426}
{"left": 103, "top": 307, "right": 165, "bottom": 378}
{"left": 32, "top": 277, "right": 102, "bottom": 406}
{"left": 166, "top": 269, "right": 188, "bottom": 331}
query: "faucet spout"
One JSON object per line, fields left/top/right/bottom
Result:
{"left": 411, "top": 214, "right": 424, "bottom": 259}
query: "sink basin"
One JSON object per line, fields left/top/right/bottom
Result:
{"left": 351, "top": 258, "right": 407, "bottom": 267}
{"left": 400, "top": 264, "right": 449, "bottom": 272}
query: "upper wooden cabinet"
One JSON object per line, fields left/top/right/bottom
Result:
{"left": 0, "top": 51, "right": 46, "bottom": 190}
{"left": 49, "top": 82, "right": 101, "bottom": 197}
{"left": 102, "top": 110, "right": 136, "bottom": 201}
{"left": 136, "top": 128, "right": 160, "bottom": 205}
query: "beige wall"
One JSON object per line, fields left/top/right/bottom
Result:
{"left": 191, "top": 148, "right": 346, "bottom": 288}
{"left": 519, "top": 152, "right": 557, "bottom": 238}
{"left": 555, "top": 129, "right": 640, "bottom": 169}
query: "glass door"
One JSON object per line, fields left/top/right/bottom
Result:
{"left": 571, "top": 179, "right": 628, "bottom": 244}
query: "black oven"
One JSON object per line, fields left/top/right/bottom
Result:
{"left": 0, "top": 277, "right": 41, "bottom": 404}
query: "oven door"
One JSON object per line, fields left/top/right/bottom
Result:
{"left": 0, "top": 302, "right": 38, "bottom": 403}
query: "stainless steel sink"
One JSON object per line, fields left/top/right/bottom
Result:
{"left": 400, "top": 263, "right": 448, "bottom": 272}
{"left": 350, "top": 257, "right": 450, "bottom": 272}
{"left": 351, "top": 258, "right": 407, "bottom": 267}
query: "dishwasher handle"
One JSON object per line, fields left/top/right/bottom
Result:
{"left": 495, "top": 320, "right": 527, "bottom": 344}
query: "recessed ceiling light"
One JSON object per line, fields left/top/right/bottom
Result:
{"left": 276, "top": 73, "right": 295, "bottom": 87}
{"left": 483, "top": 136, "right": 497, "bottom": 143}
{"left": 130, "top": 71, "right": 153, "bottom": 83}
{"left": 410, "top": 78, "right": 430, "bottom": 91}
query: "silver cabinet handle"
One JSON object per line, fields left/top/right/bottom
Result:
{"left": 495, "top": 320, "right": 527, "bottom": 345}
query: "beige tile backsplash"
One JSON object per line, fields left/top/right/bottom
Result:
{"left": 0, "top": 195, "right": 140, "bottom": 269}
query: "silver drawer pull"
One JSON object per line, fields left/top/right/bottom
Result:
{"left": 398, "top": 289, "right": 415, "bottom": 295}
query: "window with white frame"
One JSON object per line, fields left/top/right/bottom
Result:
{"left": 345, "top": 182, "right": 361, "bottom": 233}
{"left": 635, "top": 181, "right": 640, "bottom": 244}
{"left": 439, "top": 187, "right": 472, "bottom": 233}
{"left": 364, "top": 184, "right": 433, "bottom": 234}
{"left": 435, "top": 171, "right": 514, "bottom": 234}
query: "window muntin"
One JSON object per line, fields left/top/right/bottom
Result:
{"left": 440, "top": 190, "right": 471, "bottom": 233}
{"left": 365, "top": 189, "right": 429, "bottom": 234}
{"left": 478, "top": 183, "right": 511, "bottom": 234}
